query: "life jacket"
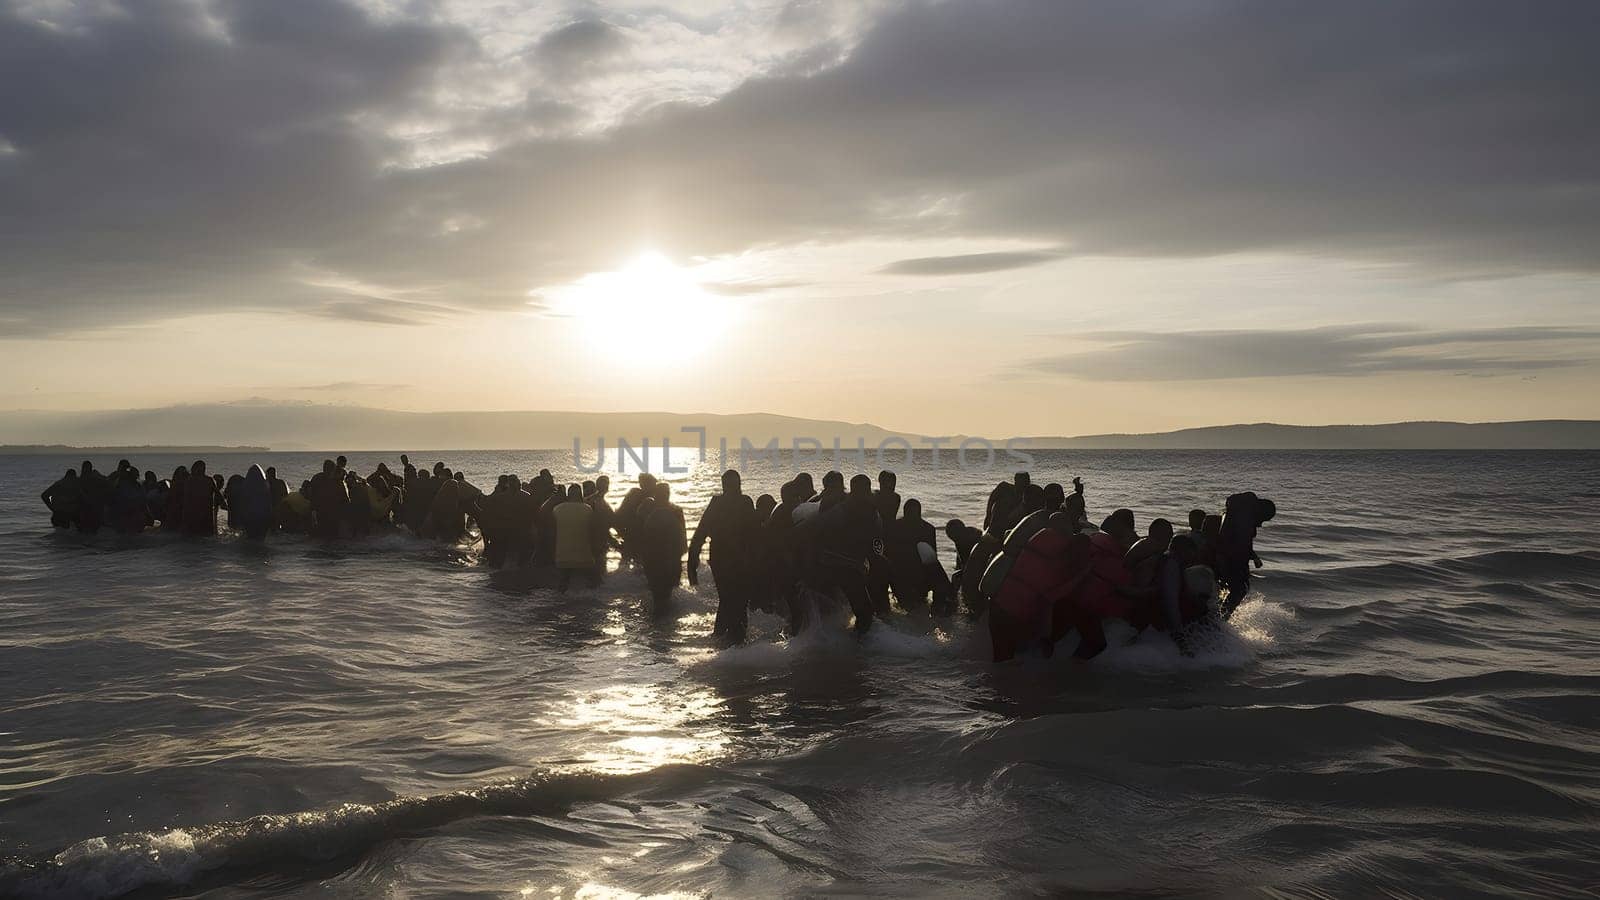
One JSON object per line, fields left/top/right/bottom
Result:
{"left": 275, "top": 493, "right": 313, "bottom": 532}
{"left": 1075, "top": 531, "right": 1131, "bottom": 619}
{"left": 991, "top": 527, "right": 1074, "bottom": 623}
{"left": 553, "top": 501, "right": 595, "bottom": 569}
{"left": 977, "top": 509, "right": 1052, "bottom": 596}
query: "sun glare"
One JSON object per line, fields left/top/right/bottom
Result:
{"left": 555, "top": 252, "right": 731, "bottom": 366}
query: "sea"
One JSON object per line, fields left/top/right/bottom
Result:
{"left": 0, "top": 449, "right": 1596, "bottom": 898}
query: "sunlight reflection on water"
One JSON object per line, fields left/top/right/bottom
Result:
{"left": 550, "top": 684, "right": 727, "bottom": 774}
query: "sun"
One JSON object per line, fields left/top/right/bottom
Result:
{"left": 554, "top": 252, "right": 731, "bottom": 366}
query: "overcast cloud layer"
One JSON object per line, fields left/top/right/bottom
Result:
{"left": 2, "top": 0, "right": 1598, "bottom": 340}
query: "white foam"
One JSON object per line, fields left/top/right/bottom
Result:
{"left": 1226, "top": 594, "right": 1295, "bottom": 645}
{"left": 1078, "top": 599, "right": 1293, "bottom": 672}
{"left": 705, "top": 639, "right": 794, "bottom": 671}
{"left": 700, "top": 602, "right": 952, "bottom": 671}
{"left": 16, "top": 830, "right": 204, "bottom": 900}
{"left": 859, "top": 621, "right": 949, "bottom": 659}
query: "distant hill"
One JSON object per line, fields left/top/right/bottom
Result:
{"left": 0, "top": 444, "right": 269, "bottom": 455}
{"left": 0, "top": 404, "right": 940, "bottom": 452}
{"left": 1024, "top": 420, "right": 1600, "bottom": 450}
{"left": 0, "top": 405, "right": 1595, "bottom": 450}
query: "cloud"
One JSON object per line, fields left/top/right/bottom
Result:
{"left": 310, "top": 296, "right": 459, "bottom": 326}
{"left": 2, "top": 0, "right": 1598, "bottom": 337}
{"left": 701, "top": 279, "right": 810, "bottom": 296}
{"left": 532, "top": 19, "right": 630, "bottom": 76}
{"left": 1019, "top": 325, "right": 1600, "bottom": 382}
{"left": 0, "top": 0, "right": 474, "bottom": 333}
{"left": 880, "top": 250, "right": 1062, "bottom": 276}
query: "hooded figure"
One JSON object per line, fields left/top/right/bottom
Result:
{"left": 235, "top": 465, "right": 274, "bottom": 540}
{"left": 181, "top": 461, "right": 218, "bottom": 535}
{"left": 163, "top": 466, "right": 189, "bottom": 531}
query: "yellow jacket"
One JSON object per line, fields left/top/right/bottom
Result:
{"left": 553, "top": 500, "right": 595, "bottom": 569}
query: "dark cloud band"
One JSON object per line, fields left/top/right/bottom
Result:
{"left": 1019, "top": 325, "right": 1600, "bottom": 382}
{"left": 880, "top": 250, "right": 1063, "bottom": 276}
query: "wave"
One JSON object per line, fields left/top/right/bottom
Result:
{"left": 969, "top": 702, "right": 1600, "bottom": 790}
{"left": 0, "top": 768, "right": 708, "bottom": 900}
{"left": 1440, "top": 548, "right": 1600, "bottom": 580}
{"left": 1241, "top": 669, "right": 1600, "bottom": 708}
{"left": 1267, "top": 549, "right": 1600, "bottom": 606}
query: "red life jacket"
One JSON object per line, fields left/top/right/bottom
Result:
{"left": 992, "top": 527, "right": 1074, "bottom": 624}
{"left": 1076, "top": 532, "right": 1132, "bottom": 619}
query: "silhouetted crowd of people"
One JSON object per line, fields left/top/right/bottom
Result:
{"left": 41, "top": 458, "right": 1274, "bottom": 660}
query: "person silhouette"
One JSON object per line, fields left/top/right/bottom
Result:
{"left": 689, "top": 469, "right": 755, "bottom": 643}
{"left": 235, "top": 465, "right": 274, "bottom": 540}
{"left": 40, "top": 469, "right": 81, "bottom": 529}
{"left": 807, "top": 474, "right": 883, "bottom": 635}
{"left": 554, "top": 484, "right": 598, "bottom": 591}
{"left": 638, "top": 482, "right": 687, "bottom": 613}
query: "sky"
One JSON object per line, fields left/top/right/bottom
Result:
{"left": 1, "top": 0, "right": 1598, "bottom": 437}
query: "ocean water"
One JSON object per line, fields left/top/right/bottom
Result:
{"left": 0, "top": 449, "right": 1596, "bottom": 898}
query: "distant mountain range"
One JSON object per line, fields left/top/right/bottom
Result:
{"left": 0, "top": 403, "right": 1595, "bottom": 450}
{"left": 0, "top": 404, "right": 927, "bottom": 452}
{"left": 1026, "top": 420, "right": 1600, "bottom": 449}
{"left": 0, "top": 444, "right": 268, "bottom": 455}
